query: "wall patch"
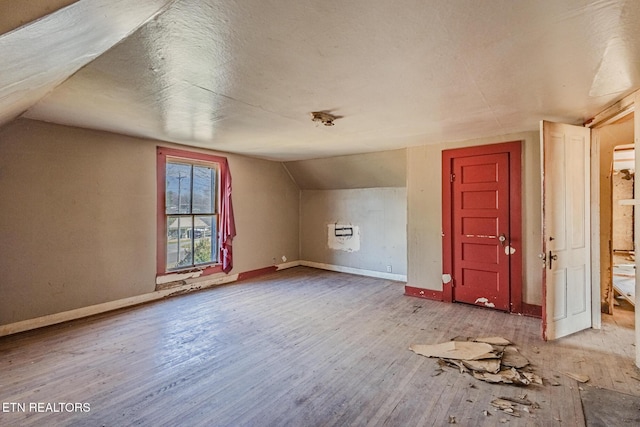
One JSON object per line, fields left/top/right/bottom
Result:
{"left": 328, "top": 223, "right": 360, "bottom": 252}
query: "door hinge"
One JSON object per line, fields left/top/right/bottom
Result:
{"left": 450, "top": 173, "right": 456, "bottom": 182}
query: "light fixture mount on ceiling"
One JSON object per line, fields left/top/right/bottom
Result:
{"left": 311, "top": 111, "right": 340, "bottom": 126}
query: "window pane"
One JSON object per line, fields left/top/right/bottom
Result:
{"left": 166, "top": 216, "right": 193, "bottom": 269}
{"left": 166, "top": 163, "right": 192, "bottom": 214}
{"left": 194, "top": 215, "right": 215, "bottom": 264}
{"left": 210, "top": 215, "right": 218, "bottom": 259}
{"left": 193, "top": 165, "right": 215, "bottom": 213}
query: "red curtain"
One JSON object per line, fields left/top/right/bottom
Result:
{"left": 219, "top": 159, "right": 236, "bottom": 273}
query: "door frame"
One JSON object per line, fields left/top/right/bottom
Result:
{"left": 442, "top": 140, "right": 523, "bottom": 313}
{"left": 585, "top": 91, "right": 638, "bottom": 335}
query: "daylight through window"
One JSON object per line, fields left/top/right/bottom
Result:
{"left": 165, "top": 159, "right": 219, "bottom": 270}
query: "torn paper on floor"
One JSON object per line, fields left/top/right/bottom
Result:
{"left": 409, "top": 341, "right": 499, "bottom": 361}
{"left": 410, "top": 336, "right": 541, "bottom": 387}
{"left": 501, "top": 346, "right": 530, "bottom": 369}
{"left": 473, "top": 368, "right": 541, "bottom": 386}
{"left": 474, "top": 337, "right": 512, "bottom": 346}
{"left": 461, "top": 359, "right": 501, "bottom": 374}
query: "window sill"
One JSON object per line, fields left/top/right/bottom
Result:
{"left": 156, "top": 264, "right": 223, "bottom": 285}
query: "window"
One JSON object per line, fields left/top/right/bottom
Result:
{"left": 157, "top": 147, "right": 235, "bottom": 277}
{"left": 166, "top": 161, "right": 218, "bottom": 269}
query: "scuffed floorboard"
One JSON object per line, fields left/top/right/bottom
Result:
{"left": 0, "top": 266, "right": 638, "bottom": 426}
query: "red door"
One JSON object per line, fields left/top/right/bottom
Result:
{"left": 452, "top": 153, "right": 510, "bottom": 310}
{"left": 442, "top": 141, "right": 522, "bottom": 313}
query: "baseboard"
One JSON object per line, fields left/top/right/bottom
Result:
{"left": 238, "top": 266, "right": 278, "bottom": 280}
{"left": 276, "top": 261, "right": 301, "bottom": 270}
{"left": 521, "top": 302, "right": 542, "bottom": 318}
{"left": 0, "top": 261, "right": 404, "bottom": 337}
{"left": 0, "top": 262, "right": 303, "bottom": 338}
{"left": 0, "top": 272, "right": 240, "bottom": 337}
{"left": 300, "top": 261, "right": 407, "bottom": 282}
{"left": 404, "top": 285, "right": 443, "bottom": 301}
{"left": 404, "top": 287, "right": 542, "bottom": 317}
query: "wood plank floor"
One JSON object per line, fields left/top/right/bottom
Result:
{"left": 1, "top": 266, "right": 639, "bottom": 426}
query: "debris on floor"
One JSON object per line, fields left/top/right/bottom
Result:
{"left": 475, "top": 336, "right": 512, "bottom": 346}
{"left": 410, "top": 336, "right": 542, "bottom": 386}
{"left": 409, "top": 341, "right": 499, "bottom": 361}
{"left": 547, "top": 375, "right": 561, "bottom": 386}
{"left": 491, "top": 398, "right": 521, "bottom": 417}
{"left": 563, "top": 372, "right": 590, "bottom": 383}
{"left": 489, "top": 395, "right": 541, "bottom": 419}
{"left": 462, "top": 358, "right": 501, "bottom": 374}
{"left": 472, "top": 367, "right": 541, "bottom": 386}
{"left": 498, "top": 395, "right": 536, "bottom": 406}
{"left": 432, "top": 367, "right": 444, "bottom": 377}
{"left": 502, "top": 346, "right": 529, "bottom": 369}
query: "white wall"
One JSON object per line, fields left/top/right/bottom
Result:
{"left": 300, "top": 188, "right": 407, "bottom": 276}
{"left": 0, "top": 117, "right": 548, "bottom": 328}
{"left": 0, "top": 119, "right": 300, "bottom": 325}
{"left": 407, "top": 131, "right": 542, "bottom": 305}
{"left": 288, "top": 149, "right": 407, "bottom": 278}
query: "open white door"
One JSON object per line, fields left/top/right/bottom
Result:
{"left": 541, "top": 121, "right": 592, "bottom": 340}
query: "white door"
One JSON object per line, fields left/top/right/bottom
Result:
{"left": 541, "top": 121, "right": 592, "bottom": 340}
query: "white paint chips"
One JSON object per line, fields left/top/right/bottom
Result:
{"left": 475, "top": 297, "right": 496, "bottom": 308}
{"left": 156, "top": 270, "right": 202, "bottom": 285}
{"left": 442, "top": 274, "right": 452, "bottom": 284}
{"left": 505, "top": 246, "right": 516, "bottom": 255}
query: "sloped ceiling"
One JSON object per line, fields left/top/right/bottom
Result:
{"left": 0, "top": 0, "right": 79, "bottom": 34}
{"left": 0, "top": 0, "right": 176, "bottom": 127}
{"left": 2, "top": 0, "right": 640, "bottom": 161}
{"left": 285, "top": 149, "right": 406, "bottom": 189}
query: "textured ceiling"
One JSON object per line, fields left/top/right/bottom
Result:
{"left": 2, "top": 0, "right": 640, "bottom": 160}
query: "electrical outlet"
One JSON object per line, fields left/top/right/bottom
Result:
{"left": 386, "top": 265, "right": 392, "bottom": 273}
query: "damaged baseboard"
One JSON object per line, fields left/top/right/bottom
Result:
{"left": 404, "top": 285, "right": 542, "bottom": 318}
{"left": 0, "top": 274, "right": 239, "bottom": 338}
{"left": 0, "top": 261, "right": 406, "bottom": 337}
{"left": 0, "top": 262, "right": 299, "bottom": 338}
{"left": 521, "top": 303, "right": 542, "bottom": 318}
{"left": 156, "top": 279, "right": 187, "bottom": 291}
{"left": 404, "top": 285, "right": 443, "bottom": 301}
{"left": 300, "top": 261, "right": 407, "bottom": 282}
{"left": 276, "top": 261, "right": 300, "bottom": 270}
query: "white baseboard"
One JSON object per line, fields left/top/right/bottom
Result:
{"left": 0, "top": 274, "right": 239, "bottom": 338}
{"left": 0, "top": 260, "right": 405, "bottom": 337}
{"left": 300, "top": 261, "right": 407, "bottom": 282}
{"left": 276, "top": 261, "right": 301, "bottom": 270}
